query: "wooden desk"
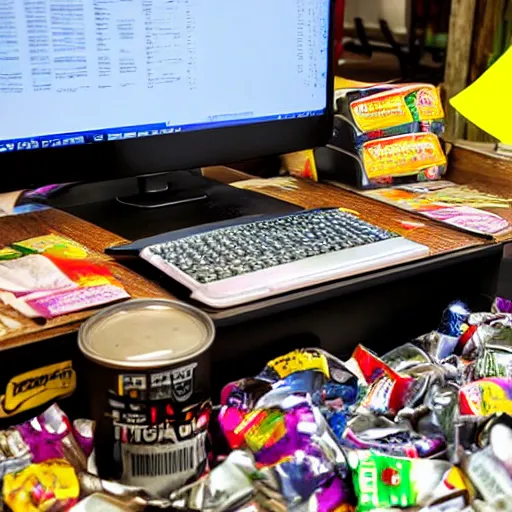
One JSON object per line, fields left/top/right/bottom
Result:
{"left": 0, "top": 208, "right": 174, "bottom": 351}
{"left": 0, "top": 168, "right": 492, "bottom": 351}
{"left": 0, "top": 170, "right": 505, "bottom": 424}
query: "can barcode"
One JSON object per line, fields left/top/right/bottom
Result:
{"left": 130, "top": 445, "right": 196, "bottom": 477}
{"left": 121, "top": 432, "right": 207, "bottom": 495}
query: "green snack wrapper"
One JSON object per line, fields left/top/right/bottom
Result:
{"left": 0, "top": 248, "right": 23, "bottom": 261}
{"left": 348, "top": 450, "right": 452, "bottom": 511}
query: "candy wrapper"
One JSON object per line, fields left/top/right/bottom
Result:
{"left": 343, "top": 413, "right": 445, "bottom": 458}
{"left": 257, "top": 349, "right": 359, "bottom": 390}
{"left": 348, "top": 450, "right": 454, "bottom": 511}
{"left": 12, "top": 235, "right": 88, "bottom": 260}
{"left": 17, "top": 405, "right": 93, "bottom": 472}
{"left": 494, "top": 297, "right": 512, "bottom": 315}
{"left": 0, "top": 253, "right": 130, "bottom": 319}
{"left": 3, "top": 459, "right": 80, "bottom": 511}
{"left": 350, "top": 345, "right": 415, "bottom": 417}
{"left": 459, "top": 378, "right": 512, "bottom": 416}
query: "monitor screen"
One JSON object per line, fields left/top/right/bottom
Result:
{"left": 0, "top": 0, "right": 330, "bottom": 154}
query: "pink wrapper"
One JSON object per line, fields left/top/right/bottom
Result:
{"left": 25, "top": 284, "right": 130, "bottom": 319}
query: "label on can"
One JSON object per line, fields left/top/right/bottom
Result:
{"left": 120, "top": 431, "right": 207, "bottom": 494}
{"left": 118, "top": 363, "right": 198, "bottom": 403}
{"left": 110, "top": 391, "right": 211, "bottom": 495}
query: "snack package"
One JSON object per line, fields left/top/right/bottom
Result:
{"left": 459, "top": 378, "right": 512, "bottom": 416}
{"left": 0, "top": 255, "right": 77, "bottom": 296}
{"left": 347, "top": 450, "right": 453, "bottom": 511}
{"left": 3, "top": 459, "right": 80, "bottom": 512}
{"left": 0, "top": 247, "right": 23, "bottom": 261}
{"left": 351, "top": 345, "right": 415, "bottom": 416}
{"left": 12, "top": 235, "right": 88, "bottom": 259}
{"left": 0, "top": 252, "right": 130, "bottom": 319}
{"left": 344, "top": 84, "right": 445, "bottom": 135}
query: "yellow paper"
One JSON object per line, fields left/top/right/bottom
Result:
{"left": 334, "top": 76, "right": 377, "bottom": 90}
{"left": 450, "top": 47, "right": 512, "bottom": 143}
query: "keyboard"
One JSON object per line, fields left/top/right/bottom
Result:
{"left": 140, "top": 209, "right": 430, "bottom": 308}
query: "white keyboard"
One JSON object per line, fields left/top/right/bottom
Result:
{"left": 140, "top": 209, "right": 430, "bottom": 308}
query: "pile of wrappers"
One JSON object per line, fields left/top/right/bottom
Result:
{"left": 1, "top": 297, "right": 512, "bottom": 511}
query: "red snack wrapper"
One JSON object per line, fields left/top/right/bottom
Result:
{"left": 352, "top": 345, "right": 414, "bottom": 416}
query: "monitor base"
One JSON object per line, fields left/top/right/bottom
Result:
{"left": 116, "top": 176, "right": 208, "bottom": 209}
{"left": 42, "top": 170, "right": 301, "bottom": 241}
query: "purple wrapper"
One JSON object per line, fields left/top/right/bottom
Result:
{"left": 313, "top": 477, "right": 352, "bottom": 512}
{"left": 493, "top": 297, "right": 512, "bottom": 314}
{"left": 17, "top": 405, "right": 89, "bottom": 472}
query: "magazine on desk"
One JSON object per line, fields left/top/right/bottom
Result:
{"left": 329, "top": 180, "right": 512, "bottom": 238}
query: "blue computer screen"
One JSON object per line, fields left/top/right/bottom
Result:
{"left": 0, "top": 0, "right": 330, "bottom": 153}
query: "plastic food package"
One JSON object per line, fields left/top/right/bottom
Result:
{"left": 3, "top": 459, "right": 80, "bottom": 512}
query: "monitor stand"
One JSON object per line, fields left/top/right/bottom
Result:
{"left": 40, "top": 170, "right": 301, "bottom": 241}
{"left": 116, "top": 175, "right": 208, "bottom": 209}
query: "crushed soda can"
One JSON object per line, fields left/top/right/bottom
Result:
{"left": 169, "top": 450, "right": 257, "bottom": 511}
{"left": 0, "top": 428, "right": 32, "bottom": 478}
{"left": 343, "top": 413, "right": 445, "bottom": 458}
{"left": 78, "top": 472, "right": 172, "bottom": 510}
{"left": 417, "top": 301, "right": 471, "bottom": 361}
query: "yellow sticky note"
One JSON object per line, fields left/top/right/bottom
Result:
{"left": 450, "top": 47, "right": 512, "bottom": 143}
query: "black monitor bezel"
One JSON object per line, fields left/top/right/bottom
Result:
{"left": 0, "top": 0, "right": 335, "bottom": 192}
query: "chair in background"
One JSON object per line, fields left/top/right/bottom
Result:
{"left": 342, "top": 0, "right": 449, "bottom": 83}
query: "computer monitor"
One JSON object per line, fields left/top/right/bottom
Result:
{"left": 0, "top": 0, "right": 334, "bottom": 197}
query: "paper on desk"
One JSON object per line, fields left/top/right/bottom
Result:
{"left": 450, "top": 47, "right": 512, "bottom": 143}
{"left": 0, "top": 190, "right": 24, "bottom": 216}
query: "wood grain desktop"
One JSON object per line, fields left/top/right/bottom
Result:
{"left": 0, "top": 166, "right": 495, "bottom": 351}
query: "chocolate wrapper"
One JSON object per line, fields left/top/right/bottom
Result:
{"left": 3, "top": 459, "right": 80, "bottom": 511}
